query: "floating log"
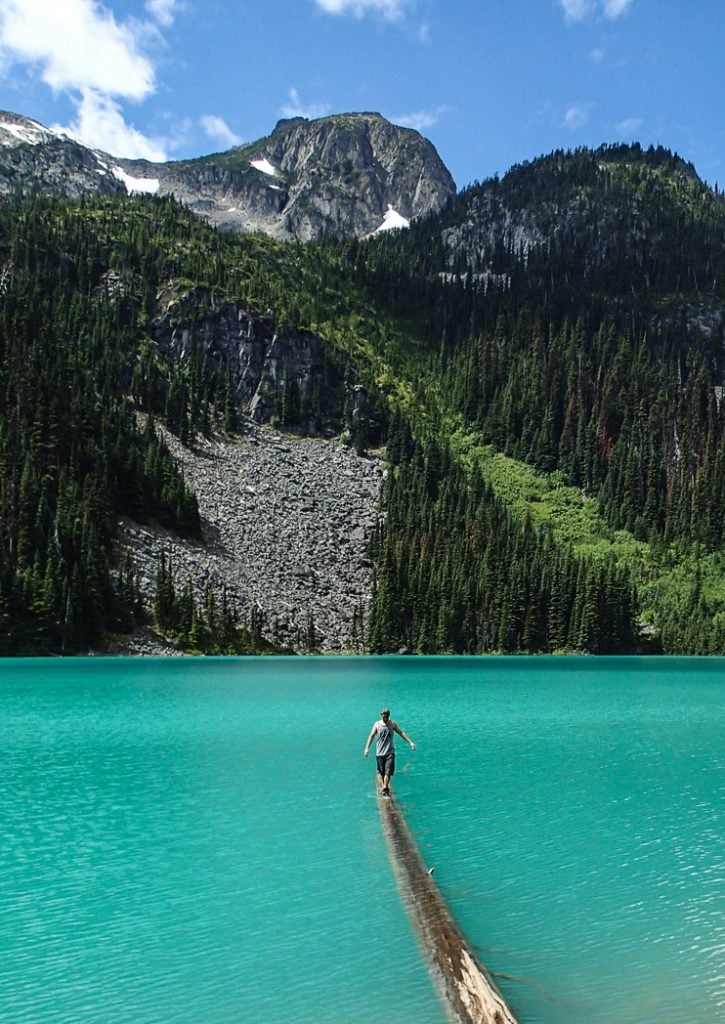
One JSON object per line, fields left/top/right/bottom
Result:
{"left": 379, "top": 790, "right": 519, "bottom": 1024}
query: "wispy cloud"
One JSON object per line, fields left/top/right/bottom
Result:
{"left": 558, "top": 0, "right": 632, "bottom": 22}
{"left": 602, "top": 0, "right": 633, "bottom": 19}
{"left": 559, "top": 0, "right": 594, "bottom": 22}
{"left": 279, "top": 87, "right": 330, "bottom": 120}
{"left": 615, "top": 116, "right": 642, "bottom": 136}
{"left": 314, "top": 0, "right": 409, "bottom": 21}
{"left": 0, "top": 0, "right": 173, "bottom": 158}
{"left": 145, "top": 0, "right": 181, "bottom": 29}
{"left": 201, "top": 114, "right": 242, "bottom": 149}
{"left": 54, "top": 87, "right": 167, "bottom": 160}
{"left": 391, "top": 105, "right": 447, "bottom": 133}
{"left": 564, "top": 103, "right": 592, "bottom": 130}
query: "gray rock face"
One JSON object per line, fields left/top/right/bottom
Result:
{"left": 119, "top": 112, "right": 456, "bottom": 239}
{"left": 151, "top": 286, "right": 347, "bottom": 430}
{"left": 0, "top": 112, "right": 125, "bottom": 199}
{"left": 247, "top": 112, "right": 456, "bottom": 240}
{"left": 0, "top": 109, "right": 456, "bottom": 241}
{"left": 440, "top": 191, "right": 546, "bottom": 268}
{"left": 116, "top": 289, "right": 380, "bottom": 656}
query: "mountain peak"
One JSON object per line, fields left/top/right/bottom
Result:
{"left": 0, "top": 108, "right": 456, "bottom": 241}
{"left": 272, "top": 116, "right": 308, "bottom": 134}
{"left": 0, "top": 110, "right": 66, "bottom": 148}
{"left": 241, "top": 111, "right": 455, "bottom": 239}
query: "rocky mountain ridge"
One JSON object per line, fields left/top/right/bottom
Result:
{"left": 0, "top": 109, "right": 455, "bottom": 241}
{"left": 0, "top": 113, "right": 126, "bottom": 199}
{"left": 433, "top": 143, "right": 712, "bottom": 274}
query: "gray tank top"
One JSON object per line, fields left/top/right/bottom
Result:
{"left": 375, "top": 720, "right": 394, "bottom": 757}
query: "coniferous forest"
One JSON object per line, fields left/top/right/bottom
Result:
{"left": 1, "top": 143, "right": 724, "bottom": 654}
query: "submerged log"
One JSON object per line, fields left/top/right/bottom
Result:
{"left": 379, "top": 790, "right": 519, "bottom": 1024}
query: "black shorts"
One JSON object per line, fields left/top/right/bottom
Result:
{"left": 376, "top": 753, "right": 395, "bottom": 778}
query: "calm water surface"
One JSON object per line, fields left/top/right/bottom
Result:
{"left": 1, "top": 656, "right": 723, "bottom": 1024}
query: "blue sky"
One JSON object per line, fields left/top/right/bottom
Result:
{"left": 0, "top": 0, "right": 723, "bottom": 188}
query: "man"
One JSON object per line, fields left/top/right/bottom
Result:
{"left": 363, "top": 707, "right": 416, "bottom": 796}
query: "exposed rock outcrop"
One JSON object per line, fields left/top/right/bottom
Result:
{"left": 250, "top": 112, "right": 455, "bottom": 239}
{"left": 151, "top": 287, "right": 347, "bottom": 430}
{"left": 118, "top": 112, "right": 455, "bottom": 239}
{"left": 440, "top": 190, "right": 546, "bottom": 268}
{"left": 0, "top": 112, "right": 125, "bottom": 199}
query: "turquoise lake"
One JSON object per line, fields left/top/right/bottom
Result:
{"left": 1, "top": 655, "right": 723, "bottom": 1024}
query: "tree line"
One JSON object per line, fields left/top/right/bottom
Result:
{"left": 1, "top": 145, "right": 723, "bottom": 655}
{"left": 368, "top": 421, "right": 638, "bottom": 654}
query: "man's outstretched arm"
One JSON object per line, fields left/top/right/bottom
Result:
{"left": 393, "top": 722, "right": 416, "bottom": 750}
{"left": 363, "top": 724, "right": 378, "bottom": 757}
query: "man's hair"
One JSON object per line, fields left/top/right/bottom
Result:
{"left": 380, "top": 708, "right": 390, "bottom": 716}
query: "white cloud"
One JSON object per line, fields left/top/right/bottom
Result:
{"left": 201, "top": 114, "right": 242, "bottom": 149}
{"left": 0, "top": 0, "right": 155, "bottom": 99}
{"left": 559, "top": 0, "right": 633, "bottom": 22}
{"left": 314, "top": 0, "right": 409, "bottom": 20}
{"left": 392, "top": 106, "right": 447, "bottom": 133}
{"left": 564, "top": 103, "right": 591, "bottom": 130}
{"left": 602, "top": 0, "right": 632, "bottom": 18}
{"left": 615, "top": 116, "right": 642, "bottom": 136}
{"left": 0, "top": 1, "right": 176, "bottom": 162}
{"left": 54, "top": 87, "right": 167, "bottom": 160}
{"left": 145, "top": 0, "right": 180, "bottom": 28}
{"left": 590, "top": 46, "right": 605, "bottom": 61}
{"left": 158, "top": 113, "right": 192, "bottom": 154}
{"left": 278, "top": 87, "right": 330, "bottom": 120}
{"left": 558, "top": 0, "right": 594, "bottom": 22}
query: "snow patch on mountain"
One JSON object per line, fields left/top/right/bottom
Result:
{"left": 374, "top": 205, "right": 410, "bottom": 233}
{"left": 251, "top": 157, "right": 278, "bottom": 177}
{"left": 112, "top": 166, "right": 160, "bottom": 194}
{"left": 0, "top": 118, "right": 62, "bottom": 147}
